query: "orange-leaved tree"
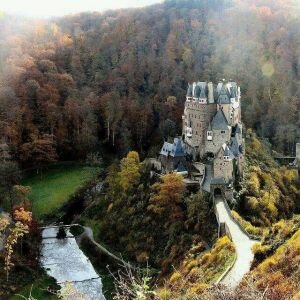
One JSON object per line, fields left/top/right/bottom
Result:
{"left": 148, "top": 173, "right": 186, "bottom": 226}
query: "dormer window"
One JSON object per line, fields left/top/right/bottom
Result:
{"left": 207, "top": 131, "right": 213, "bottom": 141}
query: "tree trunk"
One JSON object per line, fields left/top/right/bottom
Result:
{"left": 112, "top": 129, "right": 115, "bottom": 146}
{"left": 107, "top": 120, "right": 110, "bottom": 141}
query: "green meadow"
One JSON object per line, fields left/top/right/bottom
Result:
{"left": 21, "top": 164, "right": 95, "bottom": 219}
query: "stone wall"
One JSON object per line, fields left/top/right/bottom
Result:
{"left": 213, "top": 154, "right": 234, "bottom": 183}
{"left": 183, "top": 101, "right": 217, "bottom": 154}
{"left": 296, "top": 143, "right": 300, "bottom": 160}
{"left": 160, "top": 156, "right": 186, "bottom": 173}
{"left": 205, "top": 129, "right": 231, "bottom": 155}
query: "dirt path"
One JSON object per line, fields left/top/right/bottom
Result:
{"left": 77, "top": 225, "right": 132, "bottom": 268}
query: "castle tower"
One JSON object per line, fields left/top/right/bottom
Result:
{"left": 213, "top": 144, "right": 234, "bottom": 183}
{"left": 182, "top": 80, "right": 242, "bottom": 159}
{"left": 182, "top": 82, "right": 217, "bottom": 158}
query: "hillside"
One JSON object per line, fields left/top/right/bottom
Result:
{"left": 0, "top": 0, "right": 300, "bottom": 299}
{"left": 0, "top": 0, "right": 299, "bottom": 166}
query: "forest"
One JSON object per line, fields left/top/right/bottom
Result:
{"left": 0, "top": 0, "right": 299, "bottom": 168}
{"left": 0, "top": 0, "right": 300, "bottom": 299}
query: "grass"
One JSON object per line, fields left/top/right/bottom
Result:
{"left": 21, "top": 164, "right": 95, "bottom": 219}
{"left": 161, "top": 236, "right": 236, "bottom": 298}
{"left": 231, "top": 210, "right": 265, "bottom": 237}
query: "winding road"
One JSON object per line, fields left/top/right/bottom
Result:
{"left": 215, "top": 196, "right": 257, "bottom": 287}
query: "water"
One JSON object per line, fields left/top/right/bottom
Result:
{"left": 41, "top": 227, "right": 105, "bottom": 300}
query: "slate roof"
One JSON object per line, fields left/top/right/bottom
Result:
{"left": 216, "top": 143, "right": 234, "bottom": 160}
{"left": 211, "top": 109, "right": 229, "bottom": 130}
{"left": 175, "top": 161, "right": 187, "bottom": 172}
{"left": 218, "top": 94, "right": 231, "bottom": 104}
{"left": 160, "top": 138, "right": 185, "bottom": 157}
{"left": 228, "top": 81, "right": 238, "bottom": 97}
{"left": 194, "top": 85, "right": 201, "bottom": 98}
{"left": 218, "top": 85, "right": 231, "bottom": 104}
{"left": 186, "top": 84, "right": 193, "bottom": 97}
{"left": 230, "top": 136, "right": 240, "bottom": 157}
{"left": 217, "top": 82, "right": 223, "bottom": 94}
{"left": 186, "top": 81, "right": 239, "bottom": 103}
{"left": 223, "top": 143, "right": 234, "bottom": 158}
{"left": 198, "top": 82, "right": 207, "bottom": 98}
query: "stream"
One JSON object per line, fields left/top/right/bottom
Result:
{"left": 41, "top": 226, "right": 106, "bottom": 299}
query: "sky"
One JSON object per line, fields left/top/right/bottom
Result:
{"left": 0, "top": 0, "right": 163, "bottom": 18}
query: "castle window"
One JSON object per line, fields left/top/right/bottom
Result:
{"left": 207, "top": 130, "right": 213, "bottom": 141}
{"left": 221, "top": 130, "right": 226, "bottom": 134}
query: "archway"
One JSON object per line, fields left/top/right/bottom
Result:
{"left": 206, "top": 152, "right": 215, "bottom": 158}
{"left": 214, "top": 187, "right": 222, "bottom": 197}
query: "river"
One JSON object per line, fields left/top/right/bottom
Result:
{"left": 41, "top": 226, "right": 106, "bottom": 300}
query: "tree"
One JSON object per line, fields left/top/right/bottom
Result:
{"left": 102, "top": 93, "right": 123, "bottom": 147}
{"left": 85, "top": 152, "right": 104, "bottom": 193}
{"left": 0, "top": 214, "right": 10, "bottom": 233}
{"left": 186, "top": 192, "right": 210, "bottom": 234}
{"left": 14, "top": 206, "right": 32, "bottom": 225}
{"left": 148, "top": 173, "right": 186, "bottom": 225}
{"left": 13, "top": 185, "right": 32, "bottom": 208}
{"left": 119, "top": 151, "right": 141, "bottom": 193}
{"left": 4, "top": 221, "right": 29, "bottom": 281}
{"left": 0, "top": 161, "right": 21, "bottom": 211}
{"left": 20, "top": 134, "right": 58, "bottom": 172}
{"left": 159, "top": 118, "right": 177, "bottom": 140}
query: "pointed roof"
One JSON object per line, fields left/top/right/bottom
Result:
{"left": 175, "top": 161, "right": 187, "bottom": 172}
{"left": 223, "top": 143, "right": 233, "bottom": 157}
{"left": 218, "top": 85, "right": 231, "bottom": 104}
{"left": 186, "top": 84, "right": 193, "bottom": 97}
{"left": 230, "top": 136, "right": 240, "bottom": 157}
{"left": 198, "top": 82, "right": 207, "bottom": 98}
{"left": 215, "top": 143, "right": 234, "bottom": 160}
{"left": 211, "top": 109, "right": 228, "bottom": 130}
{"left": 228, "top": 82, "right": 238, "bottom": 97}
{"left": 215, "top": 82, "right": 232, "bottom": 104}
{"left": 200, "top": 89, "right": 206, "bottom": 98}
{"left": 194, "top": 85, "right": 201, "bottom": 98}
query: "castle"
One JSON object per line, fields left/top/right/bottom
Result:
{"left": 160, "top": 80, "right": 245, "bottom": 196}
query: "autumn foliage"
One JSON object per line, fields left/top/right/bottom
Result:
{"left": 148, "top": 173, "right": 186, "bottom": 225}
